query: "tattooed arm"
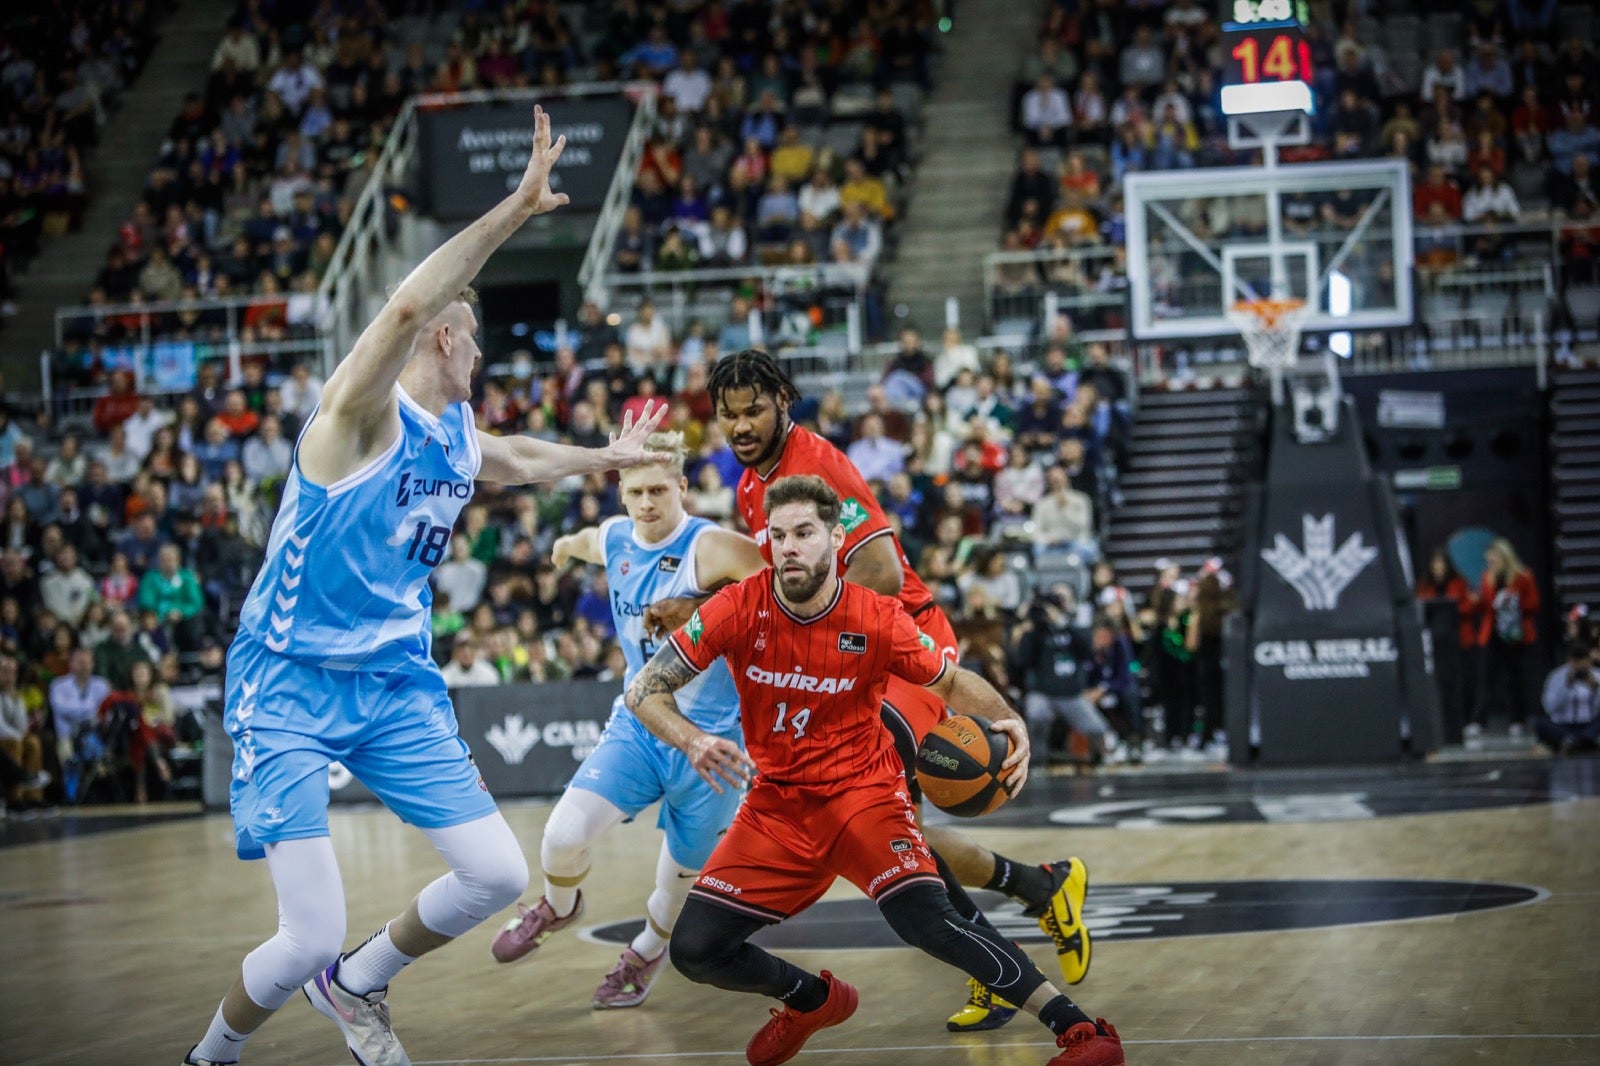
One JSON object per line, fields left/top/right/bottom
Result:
{"left": 625, "top": 646, "right": 755, "bottom": 793}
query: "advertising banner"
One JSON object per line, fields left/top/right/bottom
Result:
{"left": 415, "top": 97, "right": 633, "bottom": 218}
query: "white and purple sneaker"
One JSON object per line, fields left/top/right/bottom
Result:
{"left": 489, "top": 892, "right": 584, "bottom": 964}
{"left": 302, "top": 963, "right": 409, "bottom": 1066}
{"left": 592, "top": 947, "right": 667, "bottom": 1008}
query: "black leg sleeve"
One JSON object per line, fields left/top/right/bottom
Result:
{"left": 932, "top": 847, "right": 996, "bottom": 929}
{"left": 670, "top": 896, "right": 830, "bottom": 1010}
{"left": 877, "top": 881, "right": 1048, "bottom": 1008}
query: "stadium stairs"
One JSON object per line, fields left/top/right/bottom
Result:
{"left": 886, "top": 0, "right": 1042, "bottom": 332}
{"left": 1104, "top": 384, "right": 1266, "bottom": 601}
{"left": 6, "top": 1, "right": 234, "bottom": 388}
{"left": 1549, "top": 367, "right": 1600, "bottom": 609}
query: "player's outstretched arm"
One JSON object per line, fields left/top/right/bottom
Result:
{"left": 626, "top": 645, "right": 754, "bottom": 793}
{"left": 693, "top": 529, "right": 766, "bottom": 589}
{"left": 320, "top": 105, "right": 569, "bottom": 429}
{"left": 477, "top": 400, "right": 672, "bottom": 485}
{"left": 927, "top": 666, "right": 1031, "bottom": 797}
{"left": 640, "top": 530, "right": 764, "bottom": 633}
{"left": 550, "top": 527, "right": 603, "bottom": 570}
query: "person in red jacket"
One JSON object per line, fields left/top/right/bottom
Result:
{"left": 1471, "top": 538, "right": 1541, "bottom": 739}
{"left": 1416, "top": 548, "right": 1481, "bottom": 733}
{"left": 91, "top": 371, "right": 140, "bottom": 435}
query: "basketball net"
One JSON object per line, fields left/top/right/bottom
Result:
{"left": 1227, "top": 297, "right": 1309, "bottom": 372}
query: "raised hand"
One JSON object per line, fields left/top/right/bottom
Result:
{"left": 518, "top": 105, "right": 569, "bottom": 215}
{"left": 606, "top": 400, "right": 672, "bottom": 469}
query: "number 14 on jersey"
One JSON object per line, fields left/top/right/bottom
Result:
{"left": 773, "top": 701, "right": 812, "bottom": 739}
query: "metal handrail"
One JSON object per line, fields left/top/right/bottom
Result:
{"left": 576, "top": 85, "right": 658, "bottom": 309}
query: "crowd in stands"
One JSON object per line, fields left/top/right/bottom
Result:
{"left": 53, "top": 0, "right": 936, "bottom": 388}
{"left": 998, "top": 1, "right": 1599, "bottom": 297}
{"left": 613, "top": 5, "right": 923, "bottom": 293}
{"left": 0, "top": 2, "right": 163, "bottom": 318}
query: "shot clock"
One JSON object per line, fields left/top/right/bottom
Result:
{"left": 1219, "top": 0, "right": 1314, "bottom": 116}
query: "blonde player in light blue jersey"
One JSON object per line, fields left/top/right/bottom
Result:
{"left": 184, "top": 108, "right": 672, "bottom": 1066}
{"left": 490, "top": 431, "right": 765, "bottom": 1008}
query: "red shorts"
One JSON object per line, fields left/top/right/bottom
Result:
{"left": 882, "top": 603, "right": 958, "bottom": 743}
{"left": 689, "top": 749, "right": 942, "bottom": 921}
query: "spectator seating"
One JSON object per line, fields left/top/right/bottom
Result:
{"left": 0, "top": 4, "right": 163, "bottom": 315}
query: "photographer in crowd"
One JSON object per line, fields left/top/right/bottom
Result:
{"left": 1538, "top": 642, "right": 1600, "bottom": 755}
{"left": 1012, "top": 585, "right": 1113, "bottom": 766}
{"left": 1084, "top": 618, "right": 1141, "bottom": 764}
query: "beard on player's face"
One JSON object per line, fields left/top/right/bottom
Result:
{"left": 720, "top": 388, "right": 787, "bottom": 469}
{"left": 776, "top": 554, "right": 830, "bottom": 603}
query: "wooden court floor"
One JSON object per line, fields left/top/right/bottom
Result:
{"left": 3, "top": 761, "right": 1598, "bottom": 1066}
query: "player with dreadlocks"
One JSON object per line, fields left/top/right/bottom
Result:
{"left": 645, "top": 348, "right": 1093, "bottom": 1033}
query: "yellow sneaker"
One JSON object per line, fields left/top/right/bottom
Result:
{"left": 1037, "top": 857, "right": 1091, "bottom": 985}
{"left": 946, "top": 976, "right": 1018, "bottom": 1032}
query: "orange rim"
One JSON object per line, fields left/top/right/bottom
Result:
{"left": 1231, "top": 298, "right": 1306, "bottom": 331}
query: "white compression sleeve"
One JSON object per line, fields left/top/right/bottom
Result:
{"left": 631, "top": 837, "right": 699, "bottom": 961}
{"left": 241, "top": 836, "right": 347, "bottom": 1011}
{"left": 415, "top": 811, "right": 530, "bottom": 940}
{"left": 540, "top": 786, "right": 627, "bottom": 914}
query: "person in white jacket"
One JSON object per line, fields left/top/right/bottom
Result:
{"left": 1031, "top": 465, "right": 1097, "bottom": 557}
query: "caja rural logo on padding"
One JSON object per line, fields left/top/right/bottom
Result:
{"left": 1261, "top": 514, "right": 1378, "bottom": 610}
{"left": 583, "top": 880, "right": 1543, "bottom": 950}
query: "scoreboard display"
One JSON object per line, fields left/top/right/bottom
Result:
{"left": 1219, "top": 1, "right": 1315, "bottom": 117}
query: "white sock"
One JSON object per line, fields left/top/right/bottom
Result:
{"left": 629, "top": 923, "right": 669, "bottom": 961}
{"left": 192, "top": 1003, "right": 249, "bottom": 1063}
{"left": 334, "top": 922, "right": 417, "bottom": 996}
{"left": 544, "top": 879, "right": 580, "bottom": 917}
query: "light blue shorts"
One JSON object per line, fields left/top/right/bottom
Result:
{"left": 568, "top": 703, "right": 744, "bottom": 869}
{"left": 225, "top": 634, "right": 499, "bottom": 860}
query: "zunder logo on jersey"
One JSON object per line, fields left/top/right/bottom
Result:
{"left": 686, "top": 609, "right": 705, "bottom": 646}
{"left": 394, "top": 471, "right": 471, "bottom": 507}
{"left": 838, "top": 497, "right": 870, "bottom": 533}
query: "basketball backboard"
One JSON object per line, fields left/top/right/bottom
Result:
{"left": 1123, "top": 160, "right": 1413, "bottom": 340}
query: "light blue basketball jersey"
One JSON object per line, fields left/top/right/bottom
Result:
{"left": 601, "top": 513, "right": 740, "bottom": 735}
{"left": 237, "top": 386, "right": 480, "bottom": 670}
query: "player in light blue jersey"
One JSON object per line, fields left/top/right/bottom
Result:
{"left": 489, "top": 431, "right": 765, "bottom": 1009}
{"left": 184, "top": 108, "right": 671, "bottom": 1066}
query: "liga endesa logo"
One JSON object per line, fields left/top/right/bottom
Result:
{"left": 583, "top": 880, "right": 1544, "bottom": 950}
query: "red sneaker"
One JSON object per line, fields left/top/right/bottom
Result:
{"left": 1048, "top": 1019, "right": 1124, "bottom": 1066}
{"left": 745, "top": 970, "right": 859, "bottom": 1066}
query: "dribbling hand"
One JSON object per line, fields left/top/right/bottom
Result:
{"left": 605, "top": 400, "right": 673, "bottom": 469}
{"left": 992, "top": 717, "right": 1030, "bottom": 797}
{"left": 685, "top": 732, "right": 756, "bottom": 794}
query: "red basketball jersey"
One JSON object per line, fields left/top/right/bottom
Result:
{"left": 736, "top": 425, "right": 936, "bottom": 617}
{"left": 668, "top": 573, "right": 949, "bottom": 787}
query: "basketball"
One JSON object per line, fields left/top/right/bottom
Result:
{"left": 915, "top": 714, "right": 1013, "bottom": 818}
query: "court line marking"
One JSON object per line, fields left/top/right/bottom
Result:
{"left": 311, "top": 1033, "right": 1600, "bottom": 1066}
{"left": 575, "top": 879, "right": 1558, "bottom": 949}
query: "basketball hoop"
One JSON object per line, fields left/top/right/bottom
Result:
{"left": 1228, "top": 297, "right": 1309, "bottom": 371}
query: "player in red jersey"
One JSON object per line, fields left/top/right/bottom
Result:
{"left": 645, "top": 350, "right": 1091, "bottom": 1029}
{"left": 624, "top": 476, "right": 1123, "bottom": 1066}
